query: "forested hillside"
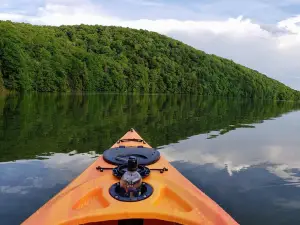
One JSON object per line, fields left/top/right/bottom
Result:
{"left": 0, "top": 21, "right": 299, "bottom": 100}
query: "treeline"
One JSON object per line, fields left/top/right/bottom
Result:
{"left": 0, "top": 21, "right": 299, "bottom": 100}
{"left": 1, "top": 94, "right": 300, "bottom": 162}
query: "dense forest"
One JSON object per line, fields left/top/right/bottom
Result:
{"left": 0, "top": 21, "right": 299, "bottom": 100}
{"left": 1, "top": 94, "right": 299, "bottom": 162}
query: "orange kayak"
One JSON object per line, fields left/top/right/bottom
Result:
{"left": 22, "top": 128, "right": 238, "bottom": 225}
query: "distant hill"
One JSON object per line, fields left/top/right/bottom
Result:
{"left": 0, "top": 21, "right": 299, "bottom": 100}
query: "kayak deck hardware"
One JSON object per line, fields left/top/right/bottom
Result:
{"left": 96, "top": 166, "right": 114, "bottom": 172}
{"left": 103, "top": 147, "right": 160, "bottom": 165}
{"left": 108, "top": 156, "right": 154, "bottom": 202}
{"left": 109, "top": 182, "right": 153, "bottom": 202}
{"left": 117, "top": 138, "right": 146, "bottom": 144}
{"left": 96, "top": 165, "right": 168, "bottom": 175}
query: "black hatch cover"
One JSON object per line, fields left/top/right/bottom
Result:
{"left": 103, "top": 147, "right": 160, "bottom": 165}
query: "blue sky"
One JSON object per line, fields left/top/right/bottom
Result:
{"left": 1, "top": 0, "right": 300, "bottom": 89}
{"left": 101, "top": 0, "right": 300, "bottom": 22}
{"left": 2, "top": 0, "right": 300, "bottom": 22}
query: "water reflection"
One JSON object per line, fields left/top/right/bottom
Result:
{"left": 162, "top": 111, "right": 300, "bottom": 175}
{"left": 0, "top": 94, "right": 300, "bottom": 225}
{"left": 1, "top": 94, "right": 299, "bottom": 162}
{"left": 0, "top": 152, "right": 98, "bottom": 225}
{"left": 162, "top": 111, "right": 300, "bottom": 225}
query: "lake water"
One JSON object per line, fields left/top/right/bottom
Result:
{"left": 1, "top": 94, "right": 300, "bottom": 225}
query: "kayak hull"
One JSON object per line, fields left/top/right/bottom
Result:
{"left": 22, "top": 129, "right": 238, "bottom": 225}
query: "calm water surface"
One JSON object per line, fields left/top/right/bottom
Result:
{"left": 0, "top": 94, "right": 300, "bottom": 225}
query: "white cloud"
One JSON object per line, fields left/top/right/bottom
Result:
{"left": 0, "top": 0, "right": 300, "bottom": 89}
{"left": 279, "top": 15, "right": 300, "bottom": 34}
{"left": 0, "top": 13, "right": 24, "bottom": 21}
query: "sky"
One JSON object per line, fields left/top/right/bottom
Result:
{"left": 1, "top": 0, "right": 300, "bottom": 90}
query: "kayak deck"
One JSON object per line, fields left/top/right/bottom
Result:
{"left": 22, "top": 129, "right": 238, "bottom": 225}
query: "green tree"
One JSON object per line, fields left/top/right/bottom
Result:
{"left": 0, "top": 21, "right": 299, "bottom": 100}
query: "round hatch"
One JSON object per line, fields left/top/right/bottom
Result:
{"left": 103, "top": 147, "right": 160, "bottom": 165}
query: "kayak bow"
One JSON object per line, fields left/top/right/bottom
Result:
{"left": 22, "top": 128, "right": 238, "bottom": 225}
